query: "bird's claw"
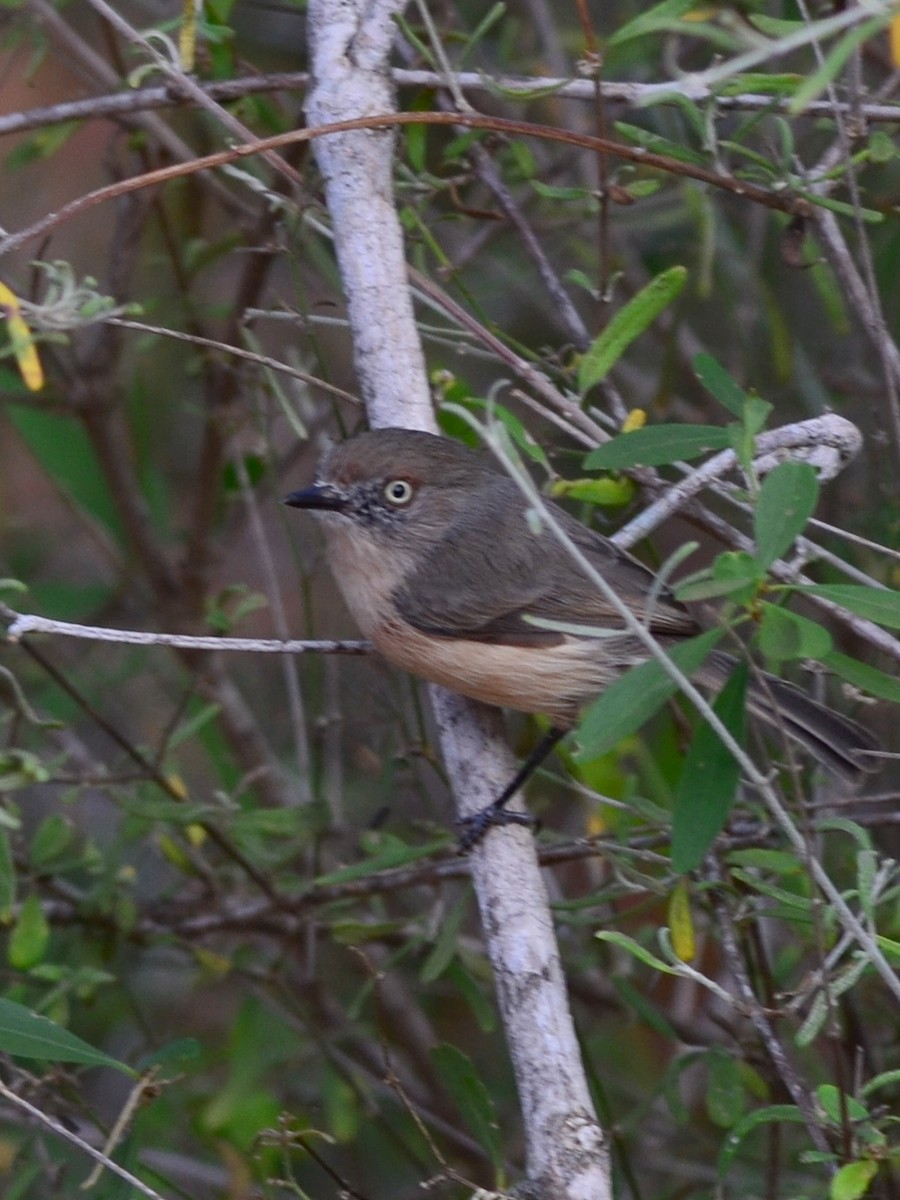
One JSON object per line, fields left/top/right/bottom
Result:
{"left": 456, "top": 806, "right": 536, "bottom": 853}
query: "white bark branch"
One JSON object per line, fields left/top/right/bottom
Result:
{"left": 305, "top": 2, "right": 610, "bottom": 1196}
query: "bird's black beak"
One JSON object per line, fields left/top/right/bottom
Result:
{"left": 282, "top": 482, "right": 348, "bottom": 512}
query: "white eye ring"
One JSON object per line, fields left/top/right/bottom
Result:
{"left": 383, "top": 479, "right": 414, "bottom": 506}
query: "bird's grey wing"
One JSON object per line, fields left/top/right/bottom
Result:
{"left": 393, "top": 479, "right": 696, "bottom": 645}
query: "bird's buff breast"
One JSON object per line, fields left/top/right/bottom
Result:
{"left": 372, "top": 616, "right": 622, "bottom": 725}
{"left": 322, "top": 519, "right": 624, "bottom": 725}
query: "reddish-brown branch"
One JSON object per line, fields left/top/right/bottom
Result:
{"left": 0, "top": 110, "right": 814, "bottom": 261}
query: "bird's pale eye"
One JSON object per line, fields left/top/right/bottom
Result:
{"left": 383, "top": 479, "right": 415, "bottom": 506}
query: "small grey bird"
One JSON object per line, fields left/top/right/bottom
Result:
{"left": 285, "top": 428, "right": 879, "bottom": 846}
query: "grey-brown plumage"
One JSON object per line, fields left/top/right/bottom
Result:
{"left": 285, "top": 428, "right": 879, "bottom": 787}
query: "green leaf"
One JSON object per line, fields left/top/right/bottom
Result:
{"left": 5, "top": 407, "right": 125, "bottom": 545}
{"left": 867, "top": 131, "right": 897, "bottom": 164}
{"left": 8, "top": 894, "right": 50, "bottom": 971}
{"left": 816, "top": 817, "right": 872, "bottom": 851}
{"left": 329, "top": 919, "right": 406, "bottom": 945}
{"left": 693, "top": 353, "right": 749, "bottom": 418}
{"left": 314, "top": 838, "right": 441, "bottom": 886}
{"left": 0, "top": 997, "right": 132, "bottom": 1073}
{"left": 583, "top": 424, "right": 730, "bottom": 470}
{"left": 613, "top": 122, "right": 707, "bottom": 166}
{"left": 729, "top": 869, "right": 811, "bottom": 913}
{"left": 748, "top": 15, "right": 804, "bottom": 36}
{"left": 740, "top": 395, "right": 774, "bottom": 440}
{"left": 404, "top": 96, "right": 432, "bottom": 174}
{"left": 453, "top": 398, "right": 550, "bottom": 470}
{"left": 726, "top": 848, "right": 804, "bottom": 875}
{"left": 861, "top": 1069, "right": 900, "bottom": 1098}
{"left": 140, "top": 1036, "right": 202, "bottom": 1070}
{"left": 550, "top": 476, "right": 637, "bottom": 507}
{"left": 611, "top": 974, "right": 679, "bottom": 1039}
{"left": 530, "top": 180, "right": 592, "bottom": 202}
{"left": 804, "top": 192, "right": 884, "bottom": 225}
{"left": 323, "top": 1065, "right": 360, "bottom": 1143}
{"left": 753, "top": 461, "right": 819, "bottom": 569}
{"left": 706, "top": 1048, "right": 745, "bottom": 1128}
{"left": 817, "top": 1084, "right": 869, "bottom": 1125}
{"left": 876, "top": 934, "right": 900, "bottom": 964}
{"left": 444, "top": 960, "right": 497, "bottom": 1034}
{"left": 720, "top": 72, "right": 803, "bottom": 96}
{"left": 717, "top": 1105, "right": 807, "bottom": 1177}
{"left": 0, "top": 830, "right": 15, "bottom": 922}
{"left": 420, "top": 892, "right": 468, "bottom": 984}
{"left": 757, "top": 603, "right": 833, "bottom": 662}
{"left": 5, "top": 122, "right": 80, "bottom": 170}
{"left": 830, "top": 1160, "right": 878, "bottom": 1200}
{"left": 460, "top": 2, "right": 506, "bottom": 67}
{"left": 675, "top": 550, "right": 763, "bottom": 603}
{"left": 671, "top": 662, "right": 747, "bottom": 874}
{"left": 608, "top": 0, "right": 703, "bottom": 46}
{"left": 431, "top": 1044, "right": 502, "bottom": 1169}
{"left": 794, "top": 585, "right": 900, "bottom": 630}
{"left": 0, "top": 750, "right": 49, "bottom": 792}
{"left": 29, "top": 814, "right": 76, "bottom": 870}
{"left": 578, "top": 266, "right": 688, "bottom": 393}
{"left": 594, "top": 930, "right": 681, "bottom": 975}
{"left": 789, "top": 14, "right": 891, "bottom": 114}
{"left": 574, "top": 629, "right": 724, "bottom": 761}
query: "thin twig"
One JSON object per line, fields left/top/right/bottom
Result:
{"left": 2, "top": 608, "right": 370, "bottom": 654}
{"left": 705, "top": 861, "right": 832, "bottom": 1158}
{"left": 105, "top": 319, "right": 361, "bottom": 407}
{"left": 0, "top": 110, "right": 818, "bottom": 261}
{"left": 2, "top": 70, "right": 899, "bottom": 142}
{"left": 0, "top": 1078, "right": 169, "bottom": 1200}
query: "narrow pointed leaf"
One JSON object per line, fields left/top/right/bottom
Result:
{"left": 575, "top": 629, "right": 723, "bottom": 761}
{"left": 822, "top": 651, "right": 900, "bottom": 703}
{"left": 758, "top": 603, "right": 832, "bottom": 662}
{"left": 693, "top": 353, "right": 749, "bottom": 417}
{"left": 718, "top": 1105, "right": 807, "bottom": 1177}
{"left": 608, "top": 0, "right": 700, "bottom": 45}
{"left": 431, "top": 1044, "right": 503, "bottom": 1169}
{"left": 578, "top": 266, "right": 688, "bottom": 393}
{"left": 584, "top": 424, "right": 730, "bottom": 470}
{"left": 754, "top": 461, "right": 819, "bottom": 569}
{"left": 671, "top": 662, "right": 747, "bottom": 874}
{"left": 668, "top": 878, "right": 696, "bottom": 961}
{"left": 0, "top": 998, "right": 133, "bottom": 1074}
{"left": 795, "top": 584, "right": 900, "bottom": 630}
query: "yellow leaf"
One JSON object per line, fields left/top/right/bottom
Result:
{"left": 0, "top": 281, "right": 43, "bottom": 392}
{"left": 668, "top": 878, "right": 696, "bottom": 962}
{"left": 891, "top": 15, "right": 900, "bottom": 68}
{"left": 585, "top": 809, "right": 608, "bottom": 837}
{"left": 622, "top": 408, "right": 647, "bottom": 433}
{"left": 166, "top": 773, "right": 189, "bottom": 800}
{"left": 186, "top": 823, "right": 207, "bottom": 847}
{"left": 157, "top": 835, "right": 191, "bottom": 872}
{"left": 193, "top": 947, "right": 231, "bottom": 977}
{"left": 179, "top": 0, "right": 199, "bottom": 72}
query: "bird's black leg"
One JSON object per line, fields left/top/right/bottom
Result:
{"left": 457, "top": 726, "right": 567, "bottom": 852}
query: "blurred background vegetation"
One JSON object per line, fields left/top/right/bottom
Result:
{"left": 0, "top": 1, "right": 899, "bottom": 1197}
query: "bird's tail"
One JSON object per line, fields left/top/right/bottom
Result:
{"left": 703, "top": 651, "right": 881, "bottom": 783}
